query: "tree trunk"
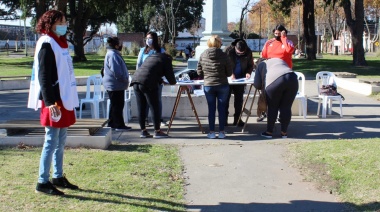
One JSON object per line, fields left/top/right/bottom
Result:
{"left": 68, "top": 0, "right": 91, "bottom": 62}
{"left": 35, "top": 0, "right": 47, "bottom": 23}
{"left": 302, "top": 0, "right": 317, "bottom": 60}
{"left": 342, "top": 0, "right": 367, "bottom": 66}
{"left": 54, "top": 0, "right": 68, "bottom": 13}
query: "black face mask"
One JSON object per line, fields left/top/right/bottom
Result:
{"left": 275, "top": 36, "right": 281, "bottom": 41}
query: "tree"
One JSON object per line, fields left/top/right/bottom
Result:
{"left": 237, "top": 0, "right": 254, "bottom": 39}
{"left": 267, "top": 0, "right": 317, "bottom": 60}
{"left": 341, "top": 0, "right": 368, "bottom": 65}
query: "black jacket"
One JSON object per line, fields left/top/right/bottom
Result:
{"left": 38, "top": 43, "right": 61, "bottom": 106}
{"left": 224, "top": 39, "right": 254, "bottom": 77}
{"left": 131, "top": 53, "right": 176, "bottom": 90}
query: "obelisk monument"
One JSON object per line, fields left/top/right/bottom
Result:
{"left": 194, "top": 0, "right": 233, "bottom": 59}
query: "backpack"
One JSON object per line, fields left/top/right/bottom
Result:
{"left": 320, "top": 84, "right": 345, "bottom": 100}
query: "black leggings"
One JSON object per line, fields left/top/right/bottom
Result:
{"left": 265, "top": 72, "right": 298, "bottom": 133}
{"left": 107, "top": 90, "right": 126, "bottom": 128}
{"left": 133, "top": 84, "right": 161, "bottom": 131}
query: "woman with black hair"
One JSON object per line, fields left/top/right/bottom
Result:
{"left": 136, "top": 31, "right": 167, "bottom": 127}
{"left": 103, "top": 36, "right": 131, "bottom": 131}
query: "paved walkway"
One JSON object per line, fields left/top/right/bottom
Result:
{"left": 1, "top": 72, "right": 379, "bottom": 211}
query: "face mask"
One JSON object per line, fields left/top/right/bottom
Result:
{"left": 54, "top": 25, "right": 67, "bottom": 36}
{"left": 275, "top": 36, "right": 281, "bottom": 41}
{"left": 146, "top": 38, "right": 153, "bottom": 46}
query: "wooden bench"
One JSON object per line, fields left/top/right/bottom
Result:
{"left": 0, "top": 119, "right": 108, "bottom": 136}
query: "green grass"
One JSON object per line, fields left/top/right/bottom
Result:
{"left": 287, "top": 138, "right": 380, "bottom": 211}
{"left": 0, "top": 144, "right": 186, "bottom": 211}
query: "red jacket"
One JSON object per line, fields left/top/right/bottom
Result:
{"left": 262, "top": 37, "right": 294, "bottom": 68}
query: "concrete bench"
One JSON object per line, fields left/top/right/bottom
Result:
{"left": 0, "top": 119, "right": 112, "bottom": 149}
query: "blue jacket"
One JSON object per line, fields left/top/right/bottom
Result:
{"left": 103, "top": 48, "right": 129, "bottom": 91}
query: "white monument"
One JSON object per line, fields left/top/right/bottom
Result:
{"left": 194, "top": 0, "right": 233, "bottom": 59}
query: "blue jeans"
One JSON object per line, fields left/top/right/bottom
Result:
{"left": 204, "top": 84, "right": 230, "bottom": 132}
{"left": 38, "top": 127, "right": 67, "bottom": 183}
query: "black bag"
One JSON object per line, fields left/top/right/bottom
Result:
{"left": 320, "top": 84, "right": 345, "bottom": 100}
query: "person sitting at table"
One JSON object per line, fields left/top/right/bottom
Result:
{"left": 224, "top": 38, "right": 254, "bottom": 127}
{"left": 130, "top": 53, "right": 176, "bottom": 138}
{"left": 197, "top": 35, "right": 232, "bottom": 139}
{"left": 254, "top": 58, "right": 298, "bottom": 139}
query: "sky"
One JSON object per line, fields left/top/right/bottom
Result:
{"left": 0, "top": 1, "right": 243, "bottom": 27}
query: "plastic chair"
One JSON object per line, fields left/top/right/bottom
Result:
{"left": 79, "top": 74, "right": 106, "bottom": 119}
{"left": 316, "top": 71, "right": 343, "bottom": 118}
{"left": 106, "top": 75, "right": 132, "bottom": 124}
{"left": 294, "top": 72, "right": 307, "bottom": 118}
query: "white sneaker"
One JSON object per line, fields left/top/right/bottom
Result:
{"left": 218, "top": 131, "right": 226, "bottom": 139}
{"left": 207, "top": 132, "right": 216, "bottom": 139}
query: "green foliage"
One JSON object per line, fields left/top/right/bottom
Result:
{"left": 164, "top": 43, "right": 177, "bottom": 57}
{"left": 121, "top": 46, "right": 130, "bottom": 56}
{"left": 130, "top": 42, "right": 141, "bottom": 56}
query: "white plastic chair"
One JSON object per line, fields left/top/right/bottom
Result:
{"left": 79, "top": 74, "right": 106, "bottom": 119}
{"left": 106, "top": 75, "right": 132, "bottom": 124}
{"left": 316, "top": 71, "right": 343, "bottom": 118}
{"left": 294, "top": 72, "right": 307, "bottom": 119}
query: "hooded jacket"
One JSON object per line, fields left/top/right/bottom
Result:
{"left": 197, "top": 47, "right": 232, "bottom": 86}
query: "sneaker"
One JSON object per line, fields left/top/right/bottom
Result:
{"left": 218, "top": 131, "right": 226, "bottom": 139}
{"left": 35, "top": 181, "right": 65, "bottom": 196}
{"left": 261, "top": 132, "right": 273, "bottom": 138}
{"left": 140, "top": 130, "right": 152, "bottom": 138}
{"left": 52, "top": 174, "right": 79, "bottom": 190}
{"left": 281, "top": 132, "right": 288, "bottom": 139}
{"left": 160, "top": 121, "right": 168, "bottom": 127}
{"left": 207, "top": 132, "right": 216, "bottom": 139}
{"left": 115, "top": 126, "right": 132, "bottom": 131}
{"left": 154, "top": 130, "right": 169, "bottom": 139}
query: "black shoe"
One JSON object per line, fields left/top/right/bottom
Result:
{"left": 140, "top": 130, "right": 153, "bottom": 138}
{"left": 233, "top": 119, "right": 245, "bottom": 127}
{"left": 154, "top": 130, "right": 169, "bottom": 139}
{"left": 52, "top": 174, "right": 79, "bottom": 190}
{"left": 35, "top": 181, "right": 65, "bottom": 195}
{"left": 261, "top": 132, "right": 273, "bottom": 139}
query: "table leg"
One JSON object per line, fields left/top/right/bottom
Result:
{"left": 166, "top": 87, "right": 183, "bottom": 134}
{"left": 241, "top": 88, "right": 258, "bottom": 132}
{"left": 185, "top": 87, "right": 204, "bottom": 134}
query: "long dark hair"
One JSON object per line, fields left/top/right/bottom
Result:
{"left": 144, "top": 31, "right": 161, "bottom": 53}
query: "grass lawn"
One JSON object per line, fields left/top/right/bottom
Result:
{"left": 287, "top": 138, "right": 380, "bottom": 211}
{"left": 0, "top": 144, "right": 186, "bottom": 211}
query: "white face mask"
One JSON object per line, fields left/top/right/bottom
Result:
{"left": 146, "top": 38, "right": 153, "bottom": 46}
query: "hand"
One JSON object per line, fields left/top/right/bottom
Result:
{"left": 246, "top": 73, "right": 251, "bottom": 79}
{"left": 231, "top": 74, "right": 236, "bottom": 80}
{"left": 281, "top": 30, "right": 287, "bottom": 38}
{"left": 49, "top": 104, "right": 61, "bottom": 117}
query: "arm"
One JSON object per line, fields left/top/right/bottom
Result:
{"left": 110, "top": 53, "right": 129, "bottom": 83}
{"left": 136, "top": 48, "right": 144, "bottom": 69}
{"left": 253, "top": 62, "right": 266, "bottom": 89}
{"left": 281, "top": 31, "right": 295, "bottom": 54}
{"left": 261, "top": 41, "right": 269, "bottom": 59}
{"left": 163, "top": 55, "right": 176, "bottom": 85}
{"left": 38, "top": 43, "right": 56, "bottom": 106}
{"left": 246, "top": 49, "right": 254, "bottom": 78}
{"left": 225, "top": 54, "right": 233, "bottom": 77}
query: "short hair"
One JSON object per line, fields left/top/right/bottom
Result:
{"left": 236, "top": 41, "right": 247, "bottom": 52}
{"left": 36, "top": 10, "right": 65, "bottom": 34}
{"left": 207, "top": 35, "right": 222, "bottom": 48}
{"left": 272, "top": 24, "right": 288, "bottom": 34}
{"left": 107, "top": 37, "right": 120, "bottom": 49}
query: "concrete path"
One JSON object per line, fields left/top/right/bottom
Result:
{"left": 1, "top": 74, "right": 379, "bottom": 211}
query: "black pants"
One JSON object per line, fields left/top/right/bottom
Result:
{"left": 226, "top": 84, "right": 245, "bottom": 121}
{"left": 107, "top": 90, "right": 126, "bottom": 128}
{"left": 133, "top": 84, "right": 160, "bottom": 131}
{"left": 265, "top": 72, "right": 298, "bottom": 133}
